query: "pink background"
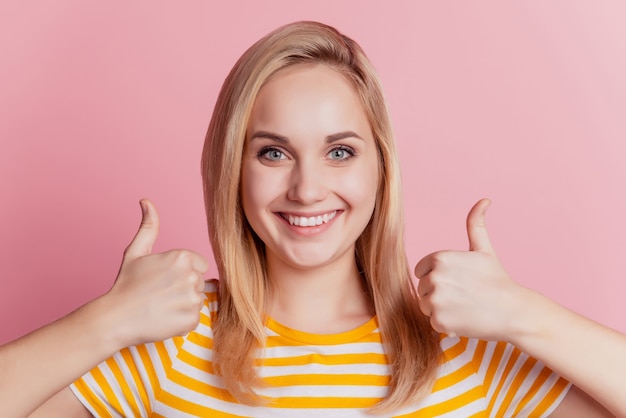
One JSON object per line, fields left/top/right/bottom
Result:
{"left": 1, "top": 1, "right": 625, "bottom": 343}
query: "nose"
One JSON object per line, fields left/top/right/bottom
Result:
{"left": 287, "top": 160, "right": 328, "bottom": 204}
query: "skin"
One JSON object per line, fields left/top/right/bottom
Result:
{"left": 13, "top": 200, "right": 208, "bottom": 417}
{"left": 5, "top": 64, "right": 623, "bottom": 416}
{"left": 241, "top": 63, "right": 378, "bottom": 333}
{"left": 416, "top": 199, "right": 620, "bottom": 416}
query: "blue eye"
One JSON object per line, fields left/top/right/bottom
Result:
{"left": 258, "top": 147, "right": 286, "bottom": 161}
{"left": 328, "top": 146, "right": 354, "bottom": 161}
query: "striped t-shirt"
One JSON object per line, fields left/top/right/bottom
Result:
{"left": 71, "top": 282, "right": 570, "bottom": 417}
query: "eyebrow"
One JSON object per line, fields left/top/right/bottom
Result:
{"left": 249, "top": 130, "right": 363, "bottom": 143}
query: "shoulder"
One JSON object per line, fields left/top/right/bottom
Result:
{"left": 437, "top": 335, "right": 519, "bottom": 380}
{"left": 439, "top": 335, "right": 485, "bottom": 367}
{"left": 437, "top": 334, "right": 570, "bottom": 416}
{"left": 439, "top": 334, "right": 513, "bottom": 363}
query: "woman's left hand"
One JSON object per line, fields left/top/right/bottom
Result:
{"left": 414, "top": 198, "right": 528, "bottom": 341}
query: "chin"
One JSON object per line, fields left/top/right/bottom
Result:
{"left": 274, "top": 245, "right": 352, "bottom": 272}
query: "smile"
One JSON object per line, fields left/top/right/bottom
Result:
{"left": 280, "top": 211, "right": 338, "bottom": 227}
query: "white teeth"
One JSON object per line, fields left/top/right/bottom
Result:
{"left": 286, "top": 211, "right": 337, "bottom": 227}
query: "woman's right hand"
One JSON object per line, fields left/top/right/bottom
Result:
{"left": 104, "top": 199, "right": 209, "bottom": 347}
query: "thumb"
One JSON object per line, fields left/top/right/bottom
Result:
{"left": 467, "top": 198, "right": 494, "bottom": 253}
{"left": 124, "top": 199, "right": 160, "bottom": 259}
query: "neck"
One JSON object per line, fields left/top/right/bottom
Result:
{"left": 265, "top": 252, "right": 374, "bottom": 334}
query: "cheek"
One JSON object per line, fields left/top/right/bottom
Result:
{"left": 338, "top": 161, "right": 379, "bottom": 210}
{"left": 240, "top": 161, "right": 285, "bottom": 217}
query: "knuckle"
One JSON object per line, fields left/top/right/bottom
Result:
{"left": 428, "top": 271, "right": 443, "bottom": 285}
{"left": 431, "top": 251, "right": 448, "bottom": 268}
{"left": 165, "top": 249, "right": 190, "bottom": 265}
{"left": 429, "top": 317, "right": 445, "bottom": 333}
{"left": 186, "top": 311, "right": 201, "bottom": 330}
{"left": 122, "top": 246, "right": 134, "bottom": 259}
{"left": 417, "top": 281, "right": 428, "bottom": 295}
{"left": 189, "top": 293, "right": 202, "bottom": 306}
{"left": 174, "top": 250, "right": 191, "bottom": 264}
{"left": 428, "top": 290, "right": 445, "bottom": 307}
{"left": 176, "top": 312, "right": 201, "bottom": 336}
{"left": 184, "top": 273, "right": 198, "bottom": 286}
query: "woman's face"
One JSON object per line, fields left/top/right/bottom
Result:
{"left": 241, "top": 64, "right": 379, "bottom": 272}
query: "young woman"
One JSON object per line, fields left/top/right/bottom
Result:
{"left": 1, "top": 21, "right": 624, "bottom": 417}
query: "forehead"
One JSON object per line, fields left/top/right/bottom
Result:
{"left": 247, "top": 64, "right": 372, "bottom": 139}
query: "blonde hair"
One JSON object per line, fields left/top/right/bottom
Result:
{"left": 201, "top": 21, "right": 441, "bottom": 413}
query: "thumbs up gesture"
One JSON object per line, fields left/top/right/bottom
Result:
{"left": 414, "top": 199, "right": 525, "bottom": 340}
{"left": 104, "top": 199, "right": 209, "bottom": 347}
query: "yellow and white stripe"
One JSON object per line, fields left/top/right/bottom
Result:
{"left": 71, "top": 282, "right": 570, "bottom": 417}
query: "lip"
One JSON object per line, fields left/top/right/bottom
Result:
{"left": 278, "top": 210, "right": 339, "bottom": 217}
{"left": 274, "top": 210, "right": 343, "bottom": 235}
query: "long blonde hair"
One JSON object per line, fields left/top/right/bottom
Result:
{"left": 201, "top": 21, "right": 441, "bottom": 413}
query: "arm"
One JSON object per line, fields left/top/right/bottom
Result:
{"left": 551, "top": 381, "right": 615, "bottom": 418}
{"left": 510, "top": 288, "right": 625, "bottom": 417}
{"left": 0, "top": 200, "right": 208, "bottom": 417}
{"left": 0, "top": 295, "right": 124, "bottom": 417}
{"left": 415, "top": 199, "right": 625, "bottom": 417}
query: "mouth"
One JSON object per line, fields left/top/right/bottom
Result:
{"left": 279, "top": 210, "right": 338, "bottom": 227}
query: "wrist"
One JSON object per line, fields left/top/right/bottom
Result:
{"left": 504, "top": 285, "right": 551, "bottom": 348}
{"left": 80, "top": 294, "right": 132, "bottom": 353}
